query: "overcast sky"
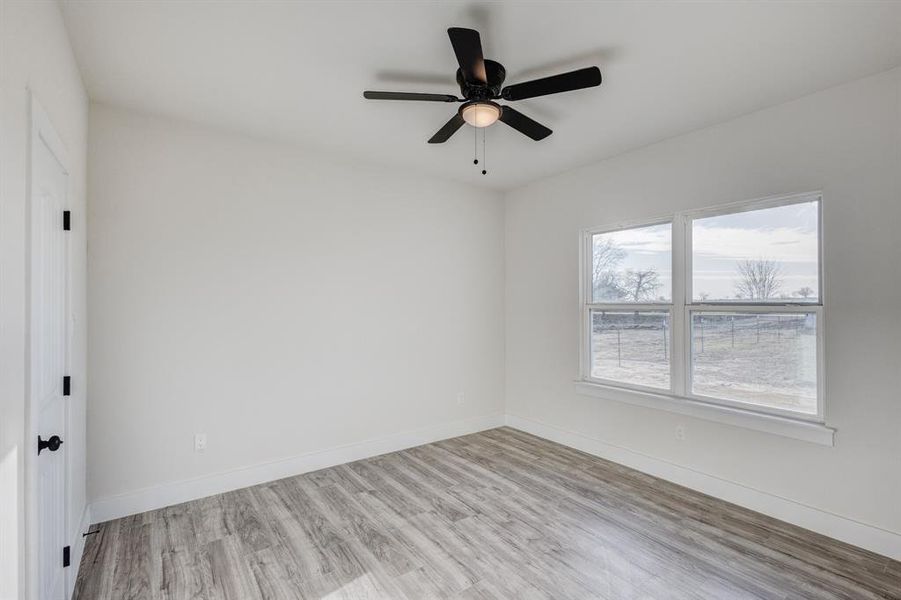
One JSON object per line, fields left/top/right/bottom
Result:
{"left": 594, "top": 201, "right": 819, "bottom": 301}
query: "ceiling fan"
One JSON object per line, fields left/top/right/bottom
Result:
{"left": 363, "top": 27, "right": 602, "bottom": 144}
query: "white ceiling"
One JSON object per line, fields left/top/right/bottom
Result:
{"left": 61, "top": 1, "right": 901, "bottom": 191}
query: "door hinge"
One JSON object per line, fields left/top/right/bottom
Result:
{"left": 63, "top": 375, "right": 71, "bottom": 396}
{"left": 63, "top": 210, "right": 71, "bottom": 231}
{"left": 63, "top": 545, "right": 70, "bottom": 568}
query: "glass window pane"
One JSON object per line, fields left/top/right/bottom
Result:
{"left": 691, "top": 200, "right": 819, "bottom": 303}
{"left": 592, "top": 223, "right": 671, "bottom": 303}
{"left": 590, "top": 310, "right": 670, "bottom": 390}
{"left": 691, "top": 312, "right": 817, "bottom": 415}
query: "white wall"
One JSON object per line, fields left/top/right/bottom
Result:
{"left": 505, "top": 68, "right": 901, "bottom": 538}
{"left": 0, "top": 1, "right": 89, "bottom": 598}
{"left": 86, "top": 105, "right": 505, "bottom": 509}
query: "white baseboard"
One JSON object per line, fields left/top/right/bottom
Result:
{"left": 87, "top": 411, "right": 900, "bottom": 562}
{"left": 67, "top": 503, "right": 91, "bottom": 600}
{"left": 505, "top": 414, "right": 901, "bottom": 561}
{"left": 89, "top": 413, "right": 505, "bottom": 523}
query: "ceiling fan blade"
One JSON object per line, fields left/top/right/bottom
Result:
{"left": 428, "top": 113, "right": 465, "bottom": 144}
{"left": 364, "top": 91, "right": 459, "bottom": 102}
{"left": 501, "top": 66, "right": 601, "bottom": 101}
{"left": 498, "top": 106, "right": 552, "bottom": 141}
{"left": 447, "top": 27, "right": 487, "bottom": 85}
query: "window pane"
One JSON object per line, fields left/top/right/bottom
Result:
{"left": 590, "top": 310, "right": 670, "bottom": 390}
{"left": 692, "top": 200, "right": 819, "bottom": 303}
{"left": 691, "top": 312, "right": 817, "bottom": 414}
{"left": 592, "top": 223, "right": 671, "bottom": 303}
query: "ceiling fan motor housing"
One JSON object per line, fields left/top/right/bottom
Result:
{"left": 456, "top": 59, "right": 506, "bottom": 100}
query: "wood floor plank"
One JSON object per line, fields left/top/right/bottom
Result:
{"left": 203, "top": 535, "right": 261, "bottom": 600}
{"left": 73, "top": 521, "right": 121, "bottom": 600}
{"left": 158, "top": 545, "right": 208, "bottom": 600}
{"left": 109, "top": 516, "right": 153, "bottom": 600}
{"left": 244, "top": 547, "right": 300, "bottom": 600}
{"left": 75, "top": 428, "right": 901, "bottom": 600}
{"left": 370, "top": 455, "right": 474, "bottom": 523}
{"left": 346, "top": 459, "right": 429, "bottom": 520}
{"left": 221, "top": 488, "right": 273, "bottom": 554}
{"left": 190, "top": 495, "right": 231, "bottom": 547}
{"left": 253, "top": 483, "right": 332, "bottom": 583}
{"left": 313, "top": 483, "right": 418, "bottom": 578}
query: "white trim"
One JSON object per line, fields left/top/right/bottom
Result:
{"left": 574, "top": 380, "right": 834, "bottom": 446}
{"left": 89, "top": 413, "right": 505, "bottom": 523}
{"left": 585, "top": 215, "right": 674, "bottom": 237}
{"left": 678, "top": 212, "right": 690, "bottom": 397}
{"left": 586, "top": 303, "right": 672, "bottom": 311}
{"left": 66, "top": 504, "right": 91, "bottom": 600}
{"left": 505, "top": 414, "right": 900, "bottom": 561}
{"left": 671, "top": 215, "right": 688, "bottom": 395}
{"left": 680, "top": 190, "right": 822, "bottom": 221}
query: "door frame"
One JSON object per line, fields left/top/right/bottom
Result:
{"left": 25, "top": 92, "right": 72, "bottom": 600}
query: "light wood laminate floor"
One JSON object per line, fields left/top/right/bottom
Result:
{"left": 75, "top": 427, "right": 901, "bottom": 599}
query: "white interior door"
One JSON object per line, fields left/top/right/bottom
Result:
{"left": 31, "top": 122, "right": 70, "bottom": 600}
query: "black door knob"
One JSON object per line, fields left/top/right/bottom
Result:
{"left": 37, "top": 435, "right": 63, "bottom": 455}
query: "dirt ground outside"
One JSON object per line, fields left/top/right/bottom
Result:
{"left": 590, "top": 313, "right": 817, "bottom": 414}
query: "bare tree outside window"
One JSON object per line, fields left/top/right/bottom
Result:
{"left": 692, "top": 200, "right": 817, "bottom": 303}
{"left": 591, "top": 223, "right": 671, "bottom": 304}
{"left": 734, "top": 259, "right": 783, "bottom": 300}
{"left": 623, "top": 269, "right": 660, "bottom": 302}
{"left": 592, "top": 237, "right": 626, "bottom": 301}
{"left": 795, "top": 286, "right": 815, "bottom": 299}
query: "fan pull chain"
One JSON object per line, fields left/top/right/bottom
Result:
{"left": 481, "top": 127, "right": 487, "bottom": 175}
{"left": 473, "top": 125, "right": 478, "bottom": 165}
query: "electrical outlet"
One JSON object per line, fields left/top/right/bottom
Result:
{"left": 456, "top": 392, "right": 465, "bottom": 405}
{"left": 675, "top": 425, "right": 686, "bottom": 441}
{"left": 194, "top": 433, "right": 207, "bottom": 452}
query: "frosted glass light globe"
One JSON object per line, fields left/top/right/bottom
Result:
{"left": 461, "top": 103, "right": 500, "bottom": 128}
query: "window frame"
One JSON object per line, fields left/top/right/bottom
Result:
{"left": 580, "top": 192, "right": 825, "bottom": 424}
{"left": 581, "top": 216, "right": 675, "bottom": 396}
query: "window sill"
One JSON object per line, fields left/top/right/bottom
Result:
{"left": 573, "top": 380, "right": 835, "bottom": 446}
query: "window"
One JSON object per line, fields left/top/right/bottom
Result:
{"left": 588, "top": 222, "right": 673, "bottom": 391}
{"left": 691, "top": 201, "right": 819, "bottom": 303}
{"left": 582, "top": 194, "right": 823, "bottom": 421}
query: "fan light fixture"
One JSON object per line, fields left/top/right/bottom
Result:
{"left": 461, "top": 102, "right": 500, "bottom": 128}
